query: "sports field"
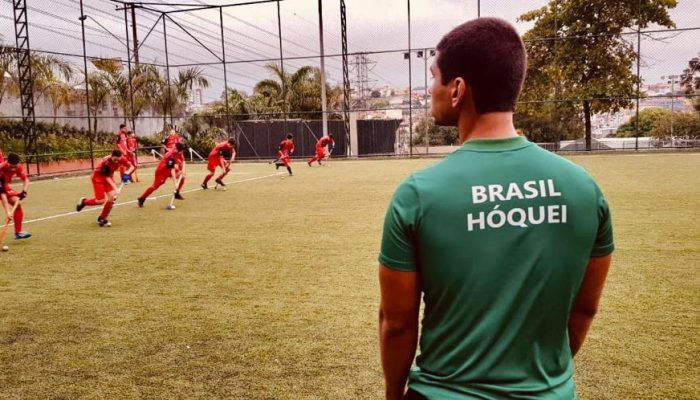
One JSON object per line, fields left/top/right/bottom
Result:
{"left": 1, "top": 153, "right": 698, "bottom": 399}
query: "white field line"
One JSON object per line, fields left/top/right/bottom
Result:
{"left": 29, "top": 170, "right": 252, "bottom": 185}
{"left": 18, "top": 172, "right": 285, "bottom": 226}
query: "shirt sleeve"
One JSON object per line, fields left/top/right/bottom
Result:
{"left": 378, "top": 176, "right": 421, "bottom": 272}
{"left": 590, "top": 185, "right": 614, "bottom": 257}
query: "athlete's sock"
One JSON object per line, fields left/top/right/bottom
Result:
{"left": 13, "top": 206, "right": 23, "bottom": 233}
{"left": 177, "top": 177, "right": 186, "bottom": 191}
{"left": 287, "top": 166, "right": 292, "bottom": 175}
{"left": 99, "top": 201, "right": 113, "bottom": 219}
{"left": 203, "top": 174, "right": 213, "bottom": 185}
{"left": 84, "top": 198, "right": 99, "bottom": 206}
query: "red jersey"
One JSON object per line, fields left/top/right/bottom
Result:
{"left": 126, "top": 136, "right": 138, "bottom": 152}
{"left": 278, "top": 139, "right": 295, "bottom": 155}
{"left": 0, "top": 161, "right": 27, "bottom": 187}
{"left": 209, "top": 142, "right": 234, "bottom": 159}
{"left": 0, "top": 148, "right": 4, "bottom": 163}
{"left": 157, "top": 149, "right": 184, "bottom": 171}
{"left": 92, "top": 155, "right": 131, "bottom": 182}
{"left": 316, "top": 137, "right": 335, "bottom": 148}
{"left": 115, "top": 132, "right": 128, "bottom": 153}
{"left": 162, "top": 134, "right": 181, "bottom": 150}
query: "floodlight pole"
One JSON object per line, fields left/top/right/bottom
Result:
{"left": 276, "top": 1, "right": 287, "bottom": 133}
{"left": 124, "top": 6, "right": 136, "bottom": 131}
{"left": 318, "top": 0, "right": 328, "bottom": 138}
{"left": 220, "top": 7, "right": 231, "bottom": 134}
{"left": 79, "top": 0, "right": 95, "bottom": 170}
{"left": 163, "top": 14, "right": 174, "bottom": 128}
{"left": 407, "top": 0, "right": 413, "bottom": 157}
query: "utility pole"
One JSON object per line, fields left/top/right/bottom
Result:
{"left": 130, "top": 3, "right": 139, "bottom": 65}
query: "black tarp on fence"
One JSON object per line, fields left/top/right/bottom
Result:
{"left": 232, "top": 119, "right": 401, "bottom": 159}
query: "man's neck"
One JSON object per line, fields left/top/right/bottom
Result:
{"left": 458, "top": 112, "right": 518, "bottom": 143}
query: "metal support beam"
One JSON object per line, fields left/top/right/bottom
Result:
{"left": 78, "top": 0, "right": 95, "bottom": 170}
{"left": 12, "top": 0, "right": 38, "bottom": 174}
{"left": 407, "top": 0, "right": 413, "bottom": 157}
{"left": 163, "top": 14, "right": 174, "bottom": 128}
{"left": 220, "top": 7, "right": 231, "bottom": 135}
{"left": 124, "top": 6, "right": 136, "bottom": 131}
{"left": 340, "top": 0, "right": 351, "bottom": 155}
{"left": 276, "top": 1, "right": 287, "bottom": 133}
{"left": 318, "top": 0, "right": 328, "bottom": 138}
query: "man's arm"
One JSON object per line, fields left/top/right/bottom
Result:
{"left": 568, "top": 254, "right": 612, "bottom": 356}
{"left": 106, "top": 176, "right": 118, "bottom": 193}
{"left": 379, "top": 264, "right": 421, "bottom": 400}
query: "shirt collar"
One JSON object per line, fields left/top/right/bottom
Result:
{"left": 457, "top": 136, "right": 531, "bottom": 152}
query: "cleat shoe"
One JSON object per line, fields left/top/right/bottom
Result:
{"left": 76, "top": 197, "right": 86, "bottom": 212}
{"left": 215, "top": 179, "right": 226, "bottom": 187}
{"left": 14, "top": 232, "right": 32, "bottom": 240}
{"left": 137, "top": 197, "right": 145, "bottom": 208}
{"left": 201, "top": 183, "right": 208, "bottom": 190}
{"left": 174, "top": 192, "right": 184, "bottom": 200}
{"left": 275, "top": 163, "right": 280, "bottom": 170}
{"left": 308, "top": 161, "right": 312, "bottom": 167}
{"left": 97, "top": 217, "right": 108, "bottom": 227}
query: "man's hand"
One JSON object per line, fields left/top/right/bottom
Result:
{"left": 18, "top": 190, "right": 27, "bottom": 200}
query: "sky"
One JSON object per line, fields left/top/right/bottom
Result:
{"left": 0, "top": 0, "right": 698, "bottom": 104}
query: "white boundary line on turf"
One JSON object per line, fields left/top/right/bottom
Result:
{"left": 19, "top": 172, "right": 285, "bottom": 226}
{"left": 29, "top": 170, "right": 252, "bottom": 185}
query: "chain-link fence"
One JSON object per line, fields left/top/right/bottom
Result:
{"left": 0, "top": 0, "right": 698, "bottom": 176}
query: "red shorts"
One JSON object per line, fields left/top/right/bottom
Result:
{"left": 278, "top": 151, "right": 290, "bottom": 166}
{"left": 207, "top": 156, "right": 222, "bottom": 172}
{"left": 91, "top": 178, "right": 113, "bottom": 200}
{"left": 6, "top": 188, "right": 19, "bottom": 198}
{"left": 315, "top": 146, "right": 325, "bottom": 158}
{"left": 154, "top": 168, "right": 172, "bottom": 184}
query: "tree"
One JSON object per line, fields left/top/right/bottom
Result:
{"left": 140, "top": 65, "right": 209, "bottom": 129}
{"left": 253, "top": 63, "right": 341, "bottom": 119}
{"left": 680, "top": 54, "right": 700, "bottom": 113}
{"left": 614, "top": 107, "right": 673, "bottom": 137}
{"left": 520, "top": 0, "right": 677, "bottom": 150}
{"left": 412, "top": 117, "right": 459, "bottom": 146}
{"left": 650, "top": 112, "right": 700, "bottom": 139}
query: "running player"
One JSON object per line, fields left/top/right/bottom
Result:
{"left": 307, "top": 134, "right": 335, "bottom": 166}
{"left": 126, "top": 130, "right": 139, "bottom": 182}
{"left": 161, "top": 129, "right": 181, "bottom": 153}
{"left": 0, "top": 153, "right": 31, "bottom": 239}
{"left": 115, "top": 124, "right": 130, "bottom": 181}
{"left": 202, "top": 138, "right": 237, "bottom": 190}
{"left": 76, "top": 150, "right": 133, "bottom": 227}
{"left": 137, "top": 142, "right": 186, "bottom": 207}
{"left": 273, "top": 134, "right": 295, "bottom": 176}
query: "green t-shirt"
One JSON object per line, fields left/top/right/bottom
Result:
{"left": 379, "top": 136, "right": 614, "bottom": 399}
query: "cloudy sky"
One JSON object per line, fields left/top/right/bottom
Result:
{"left": 1, "top": 0, "right": 698, "bottom": 104}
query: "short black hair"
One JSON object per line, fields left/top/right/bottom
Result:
{"left": 286, "top": 134, "right": 293, "bottom": 139}
{"left": 7, "top": 153, "right": 20, "bottom": 165}
{"left": 227, "top": 137, "right": 236, "bottom": 145}
{"left": 175, "top": 143, "right": 185, "bottom": 151}
{"left": 127, "top": 130, "right": 134, "bottom": 135}
{"left": 328, "top": 133, "right": 334, "bottom": 138}
{"left": 119, "top": 123, "right": 127, "bottom": 129}
{"left": 436, "top": 17, "right": 526, "bottom": 113}
{"left": 112, "top": 150, "right": 122, "bottom": 157}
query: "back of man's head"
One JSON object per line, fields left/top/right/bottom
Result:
{"left": 436, "top": 17, "right": 526, "bottom": 114}
{"left": 7, "top": 153, "right": 20, "bottom": 165}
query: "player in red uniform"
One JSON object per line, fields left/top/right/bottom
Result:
{"left": 161, "top": 129, "right": 181, "bottom": 153}
{"left": 272, "top": 134, "right": 295, "bottom": 176}
{"left": 307, "top": 134, "right": 335, "bottom": 166}
{"left": 0, "top": 146, "right": 4, "bottom": 163}
{"left": 0, "top": 153, "right": 31, "bottom": 239}
{"left": 115, "top": 124, "right": 130, "bottom": 181}
{"left": 76, "top": 150, "right": 134, "bottom": 227}
{"left": 137, "top": 142, "right": 187, "bottom": 207}
{"left": 202, "top": 138, "right": 237, "bottom": 190}
{"left": 126, "top": 130, "right": 139, "bottom": 182}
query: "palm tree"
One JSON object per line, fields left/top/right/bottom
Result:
{"left": 141, "top": 66, "right": 209, "bottom": 129}
{"left": 254, "top": 63, "right": 341, "bottom": 119}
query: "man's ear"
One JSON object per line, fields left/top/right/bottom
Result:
{"left": 451, "top": 77, "right": 468, "bottom": 108}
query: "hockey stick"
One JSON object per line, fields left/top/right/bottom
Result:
{"left": 0, "top": 200, "right": 21, "bottom": 246}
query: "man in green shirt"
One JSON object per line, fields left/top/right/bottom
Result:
{"left": 378, "top": 18, "right": 614, "bottom": 400}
